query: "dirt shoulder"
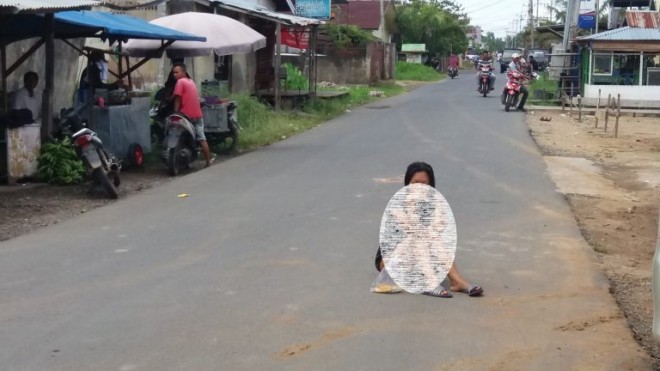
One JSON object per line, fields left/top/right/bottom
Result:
{"left": 527, "top": 108, "right": 660, "bottom": 365}
{"left": 0, "top": 154, "right": 235, "bottom": 242}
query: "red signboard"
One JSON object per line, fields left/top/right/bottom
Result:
{"left": 282, "top": 27, "right": 309, "bottom": 50}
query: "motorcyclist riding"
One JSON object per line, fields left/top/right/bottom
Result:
{"left": 476, "top": 50, "right": 495, "bottom": 91}
{"left": 448, "top": 54, "right": 459, "bottom": 77}
{"left": 507, "top": 53, "right": 529, "bottom": 112}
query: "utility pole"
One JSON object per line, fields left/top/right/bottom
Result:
{"left": 529, "top": 0, "right": 535, "bottom": 48}
{"left": 562, "top": 0, "right": 582, "bottom": 51}
{"left": 595, "top": 0, "right": 600, "bottom": 33}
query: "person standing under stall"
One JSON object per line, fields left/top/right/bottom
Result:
{"left": 374, "top": 162, "right": 484, "bottom": 298}
{"left": 171, "top": 63, "right": 214, "bottom": 168}
{"left": 78, "top": 51, "right": 125, "bottom": 105}
{"left": 11, "top": 71, "right": 41, "bottom": 122}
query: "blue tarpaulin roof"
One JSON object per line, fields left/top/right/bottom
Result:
{"left": 0, "top": 11, "right": 206, "bottom": 44}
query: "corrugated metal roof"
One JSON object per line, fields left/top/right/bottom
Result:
{"left": 625, "top": 11, "right": 659, "bottom": 28}
{"left": 577, "top": 26, "right": 660, "bottom": 41}
{"left": 0, "top": 0, "right": 100, "bottom": 13}
{"left": 210, "top": 0, "right": 324, "bottom": 26}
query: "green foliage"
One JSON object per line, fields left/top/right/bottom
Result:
{"left": 481, "top": 32, "right": 506, "bottom": 53}
{"left": 530, "top": 71, "right": 556, "bottom": 91}
{"left": 396, "top": 0, "right": 468, "bottom": 56}
{"left": 38, "top": 137, "right": 86, "bottom": 185}
{"left": 396, "top": 61, "right": 444, "bottom": 81}
{"left": 322, "top": 24, "right": 374, "bottom": 48}
{"left": 283, "top": 63, "right": 309, "bottom": 91}
{"left": 231, "top": 83, "right": 405, "bottom": 150}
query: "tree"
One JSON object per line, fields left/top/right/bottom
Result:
{"left": 481, "top": 32, "right": 505, "bottom": 52}
{"left": 396, "top": 0, "right": 469, "bottom": 56}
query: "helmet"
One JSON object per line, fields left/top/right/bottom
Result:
{"left": 512, "top": 53, "right": 520, "bottom": 59}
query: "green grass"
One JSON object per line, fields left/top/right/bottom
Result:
{"left": 396, "top": 61, "right": 444, "bottom": 81}
{"left": 234, "top": 83, "right": 405, "bottom": 150}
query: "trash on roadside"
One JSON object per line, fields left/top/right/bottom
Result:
{"left": 177, "top": 193, "right": 190, "bottom": 198}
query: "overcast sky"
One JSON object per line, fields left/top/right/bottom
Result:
{"left": 453, "top": 0, "right": 553, "bottom": 38}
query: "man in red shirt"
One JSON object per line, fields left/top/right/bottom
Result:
{"left": 172, "top": 63, "right": 213, "bottom": 167}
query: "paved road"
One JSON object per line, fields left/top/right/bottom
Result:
{"left": 0, "top": 75, "right": 651, "bottom": 370}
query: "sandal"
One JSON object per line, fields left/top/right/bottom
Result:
{"left": 423, "top": 286, "right": 453, "bottom": 298}
{"left": 457, "top": 285, "right": 484, "bottom": 297}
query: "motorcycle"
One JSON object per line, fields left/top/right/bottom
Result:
{"left": 163, "top": 100, "right": 239, "bottom": 176}
{"left": 55, "top": 105, "right": 121, "bottom": 199}
{"left": 477, "top": 63, "right": 493, "bottom": 97}
{"left": 448, "top": 65, "right": 458, "bottom": 79}
{"left": 501, "top": 70, "right": 538, "bottom": 112}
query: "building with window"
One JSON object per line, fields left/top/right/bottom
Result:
{"left": 577, "top": 11, "right": 660, "bottom": 107}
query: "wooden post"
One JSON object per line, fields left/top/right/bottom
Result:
{"left": 274, "top": 22, "right": 281, "bottom": 111}
{"left": 42, "top": 13, "right": 55, "bottom": 141}
{"left": 594, "top": 89, "right": 601, "bottom": 128}
{"left": 578, "top": 95, "right": 582, "bottom": 122}
{"left": 614, "top": 93, "right": 621, "bottom": 138}
{"left": 569, "top": 96, "right": 573, "bottom": 117}
{"left": 604, "top": 94, "right": 611, "bottom": 131}
{"left": 1, "top": 43, "right": 7, "bottom": 113}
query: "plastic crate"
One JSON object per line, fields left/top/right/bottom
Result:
{"left": 202, "top": 103, "right": 229, "bottom": 133}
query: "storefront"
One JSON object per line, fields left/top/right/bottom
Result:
{"left": 0, "top": 9, "right": 204, "bottom": 182}
{"left": 577, "top": 16, "right": 660, "bottom": 107}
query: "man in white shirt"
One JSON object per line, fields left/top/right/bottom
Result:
{"left": 11, "top": 71, "right": 41, "bottom": 122}
{"left": 507, "top": 54, "right": 529, "bottom": 112}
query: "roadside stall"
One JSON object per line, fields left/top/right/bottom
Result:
{"left": 0, "top": 10, "right": 205, "bottom": 181}
{"left": 124, "top": 12, "right": 268, "bottom": 150}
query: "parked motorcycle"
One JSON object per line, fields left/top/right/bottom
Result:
{"left": 477, "top": 63, "right": 493, "bottom": 97}
{"left": 163, "top": 100, "right": 239, "bottom": 176}
{"left": 448, "top": 65, "right": 458, "bottom": 79}
{"left": 56, "top": 105, "right": 121, "bottom": 199}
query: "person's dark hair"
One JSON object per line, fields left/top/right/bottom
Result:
{"left": 404, "top": 162, "right": 436, "bottom": 188}
{"left": 172, "top": 62, "right": 187, "bottom": 71}
{"left": 90, "top": 51, "right": 105, "bottom": 62}
{"left": 24, "top": 71, "right": 38, "bottom": 83}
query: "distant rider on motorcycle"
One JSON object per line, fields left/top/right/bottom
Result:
{"left": 507, "top": 53, "right": 529, "bottom": 112}
{"left": 476, "top": 50, "right": 495, "bottom": 91}
{"left": 448, "top": 54, "right": 459, "bottom": 76}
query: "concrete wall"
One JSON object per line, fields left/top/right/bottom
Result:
{"left": 316, "top": 53, "right": 370, "bottom": 84}
{"left": 583, "top": 84, "right": 660, "bottom": 108}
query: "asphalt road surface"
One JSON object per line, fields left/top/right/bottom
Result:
{"left": 0, "top": 75, "right": 652, "bottom": 370}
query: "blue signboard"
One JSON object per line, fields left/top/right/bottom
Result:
{"left": 295, "top": 0, "right": 331, "bottom": 19}
{"left": 578, "top": 0, "right": 597, "bottom": 29}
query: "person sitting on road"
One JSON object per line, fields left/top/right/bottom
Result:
{"left": 373, "top": 162, "right": 484, "bottom": 298}
{"left": 171, "top": 63, "right": 214, "bottom": 168}
{"left": 476, "top": 50, "right": 496, "bottom": 91}
{"left": 507, "top": 53, "right": 530, "bottom": 113}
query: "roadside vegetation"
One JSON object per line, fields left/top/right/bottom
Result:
{"left": 395, "top": 61, "right": 445, "bottom": 81}
{"left": 528, "top": 72, "right": 560, "bottom": 106}
{"left": 234, "top": 83, "right": 405, "bottom": 150}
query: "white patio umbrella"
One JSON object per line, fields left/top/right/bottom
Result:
{"left": 123, "top": 12, "right": 267, "bottom": 57}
